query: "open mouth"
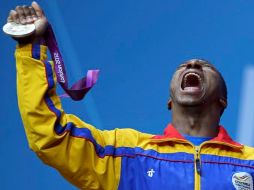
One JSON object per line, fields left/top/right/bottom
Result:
{"left": 181, "top": 72, "right": 202, "bottom": 92}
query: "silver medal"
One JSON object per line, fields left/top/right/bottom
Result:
{"left": 3, "top": 22, "right": 35, "bottom": 38}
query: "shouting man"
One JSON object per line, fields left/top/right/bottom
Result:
{"left": 7, "top": 2, "right": 254, "bottom": 190}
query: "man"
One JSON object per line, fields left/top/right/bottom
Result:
{"left": 8, "top": 2, "right": 254, "bottom": 190}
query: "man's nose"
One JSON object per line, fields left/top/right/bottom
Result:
{"left": 186, "top": 60, "right": 202, "bottom": 70}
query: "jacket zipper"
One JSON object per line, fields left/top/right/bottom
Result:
{"left": 151, "top": 138, "right": 242, "bottom": 190}
{"left": 194, "top": 146, "right": 201, "bottom": 190}
{"left": 195, "top": 146, "right": 201, "bottom": 174}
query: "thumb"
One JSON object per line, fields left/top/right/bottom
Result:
{"left": 31, "top": 1, "right": 45, "bottom": 18}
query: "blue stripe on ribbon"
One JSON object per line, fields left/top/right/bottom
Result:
{"left": 32, "top": 43, "right": 41, "bottom": 60}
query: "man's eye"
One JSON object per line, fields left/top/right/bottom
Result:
{"left": 204, "top": 64, "right": 216, "bottom": 70}
{"left": 177, "top": 64, "right": 187, "bottom": 69}
{"left": 204, "top": 64, "right": 211, "bottom": 67}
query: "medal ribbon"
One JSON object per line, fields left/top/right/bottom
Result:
{"left": 44, "top": 24, "right": 99, "bottom": 101}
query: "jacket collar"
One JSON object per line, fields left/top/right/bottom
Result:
{"left": 152, "top": 124, "right": 243, "bottom": 149}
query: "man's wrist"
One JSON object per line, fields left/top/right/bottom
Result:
{"left": 32, "top": 37, "right": 46, "bottom": 45}
{"left": 14, "top": 35, "right": 46, "bottom": 45}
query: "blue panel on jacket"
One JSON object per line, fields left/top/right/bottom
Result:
{"left": 201, "top": 154, "right": 254, "bottom": 190}
{"left": 119, "top": 154, "right": 195, "bottom": 189}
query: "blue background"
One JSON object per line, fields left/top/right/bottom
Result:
{"left": 1, "top": 0, "right": 254, "bottom": 189}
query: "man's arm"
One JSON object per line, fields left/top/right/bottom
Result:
{"left": 11, "top": 2, "right": 122, "bottom": 189}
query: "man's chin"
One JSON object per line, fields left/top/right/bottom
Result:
{"left": 175, "top": 98, "right": 205, "bottom": 107}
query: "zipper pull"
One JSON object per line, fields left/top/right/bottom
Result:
{"left": 195, "top": 147, "right": 201, "bottom": 175}
{"left": 196, "top": 158, "right": 201, "bottom": 174}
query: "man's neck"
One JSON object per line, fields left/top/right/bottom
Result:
{"left": 171, "top": 104, "right": 220, "bottom": 137}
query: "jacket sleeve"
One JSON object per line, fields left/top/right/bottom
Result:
{"left": 15, "top": 43, "right": 122, "bottom": 189}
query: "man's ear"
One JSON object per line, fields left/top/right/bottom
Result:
{"left": 219, "top": 97, "right": 227, "bottom": 109}
{"left": 219, "top": 97, "right": 227, "bottom": 115}
{"left": 168, "top": 99, "right": 172, "bottom": 110}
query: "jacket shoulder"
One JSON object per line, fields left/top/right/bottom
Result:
{"left": 241, "top": 145, "right": 254, "bottom": 160}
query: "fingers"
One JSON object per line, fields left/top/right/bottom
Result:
{"left": 29, "top": 6, "right": 38, "bottom": 21}
{"left": 8, "top": 3, "right": 42, "bottom": 24}
{"left": 23, "top": 5, "right": 33, "bottom": 23}
{"left": 31, "top": 1, "right": 44, "bottom": 18}
{"left": 7, "top": 10, "right": 17, "bottom": 23}
{"left": 16, "top": 6, "right": 26, "bottom": 24}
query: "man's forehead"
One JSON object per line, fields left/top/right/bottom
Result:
{"left": 183, "top": 59, "right": 212, "bottom": 65}
{"left": 177, "top": 59, "right": 218, "bottom": 71}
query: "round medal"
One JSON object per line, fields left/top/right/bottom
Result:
{"left": 3, "top": 22, "right": 35, "bottom": 38}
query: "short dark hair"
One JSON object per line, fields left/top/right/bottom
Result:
{"left": 218, "top": 71, "right": 227, "bottom": 101}
{"left": 197, "top": 59, "right": 227, "bottom": 101}
{"left": 193, "top": 59, "right": 228, "bottom": 115}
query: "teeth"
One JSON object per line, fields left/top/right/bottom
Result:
{"left": 183, "top": 72, "right": 201, "bottom": 87}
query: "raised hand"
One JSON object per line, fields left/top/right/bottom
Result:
{"left": 7, "top": 1, "right": 48, "bottom": 41}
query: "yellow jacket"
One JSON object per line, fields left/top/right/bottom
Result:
{"left": 15, "top": 43, "right": 254, "bottom": 190}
